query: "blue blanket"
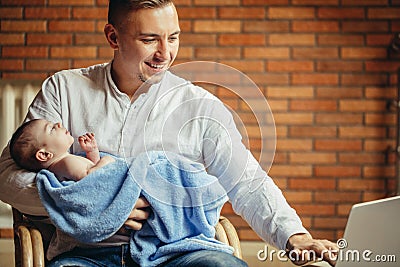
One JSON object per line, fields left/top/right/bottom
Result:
{"left": 36, "top": 151, "right": 233, "bottom": 266}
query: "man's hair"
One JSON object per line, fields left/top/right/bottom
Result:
{"left": 9, "top": 119, "right": 43, "bottom": 172}
{"left": 108, "top": 0, "right": 173, "bottom": 28}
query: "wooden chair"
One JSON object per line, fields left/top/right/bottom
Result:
{"left": 13, "top": 208, "right": 242, "bottom": 267}
{"left": 215, "top": 216, "right": 242, "bottom": 259}
{"left": 12, "top": 208, "right": 46, "bottom": 267}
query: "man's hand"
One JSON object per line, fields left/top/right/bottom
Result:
{"left": 286, "top": 233, "right": 338, "bottom": 266}
{"left": 124, "top": 197, "right": 150, "bottom": 231}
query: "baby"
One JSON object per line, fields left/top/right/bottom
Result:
{"left": 9, "top": 119, "right": 114, "bottom": 181}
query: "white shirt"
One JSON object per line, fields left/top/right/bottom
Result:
{"left": 0, "top": 62, "right": 307, "bottom": 252}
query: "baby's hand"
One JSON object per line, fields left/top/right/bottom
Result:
{"left": 78, "top": 133, "right": 98, "bottom": 153}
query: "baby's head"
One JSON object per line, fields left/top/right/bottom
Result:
{"left": 9, "top": 119, "right": 74, "bottom": 172}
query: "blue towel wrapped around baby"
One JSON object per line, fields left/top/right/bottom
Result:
{"left": 36, "top": 151, "right": 233, "bottom": 266}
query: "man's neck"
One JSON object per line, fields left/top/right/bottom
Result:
{"left": 110, "top": 61, "right": 141, "bottom": 99}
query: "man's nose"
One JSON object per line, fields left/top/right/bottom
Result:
{"left": 156, "top": 40, "right": 170, "bottom": 60}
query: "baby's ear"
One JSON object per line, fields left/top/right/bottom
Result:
{"left": 36, "top": 149, "right": 54, "bottom": 162}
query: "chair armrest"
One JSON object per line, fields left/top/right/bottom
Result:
{"left": 215, "top": 216, "right": 242, "bottom": 259}
{"left": 30, "top": 228, "right": 45, "bottom": 267}
{"left": 13, "top": 208, "right": 45, "bottom": 267}
{"left": 215, "top": 220, "right": 229, "bottom": 244}
{"left": 17, "top": 225, "right": 33, "bottom": 267}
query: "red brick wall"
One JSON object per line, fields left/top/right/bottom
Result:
{"left": 1, "top": 0, "right": 400, "bottom": 242}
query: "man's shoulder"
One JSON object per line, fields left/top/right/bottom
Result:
{"left": 51, "top": 62, "right": 110, "bottom": 81}
{"left": 43, "top": 62, "right": 111, "bottom": 94}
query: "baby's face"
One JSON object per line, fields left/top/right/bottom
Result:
{"left": 30, "top": 119, "right": 74, "bottom": 155}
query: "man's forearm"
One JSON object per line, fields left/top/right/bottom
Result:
{"left": 0, "top": 145, "right": 47, "bottom": 215}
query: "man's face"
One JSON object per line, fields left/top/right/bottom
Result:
{"left": 110, "top": 4, "right": 180, "bottom": 89}
{"left": 32, "top": 119, "right": 74, "bottom": 156}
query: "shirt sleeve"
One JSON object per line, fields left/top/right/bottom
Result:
{"left": 202, "top": 98, "right": 309, "bottom": 250}
{"left": 0, "top": 76, "right": 62, "bottom": 216}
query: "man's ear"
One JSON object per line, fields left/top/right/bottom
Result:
{"left": 36, "top": 149, "right": 54, "bottom": 163}
{"left": 104, "top": 24, "right": 119, "bottom": 50}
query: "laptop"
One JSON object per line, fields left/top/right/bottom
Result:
{"left": 308, "top": 195, "right": 400, "bottom": 267}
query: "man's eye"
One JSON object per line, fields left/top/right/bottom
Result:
{"left": 169, "top": 37, "right": 178, "bottom": 43}
{"left": 142, "top": 39, "right": 156, "bottom": 44}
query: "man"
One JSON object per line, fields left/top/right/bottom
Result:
{"left": 0, "top": 0, "right": 337, "bottom": 266}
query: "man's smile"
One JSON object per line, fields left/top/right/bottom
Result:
{"left": 145, "top": 62, "right": 167, "bottom": 70}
